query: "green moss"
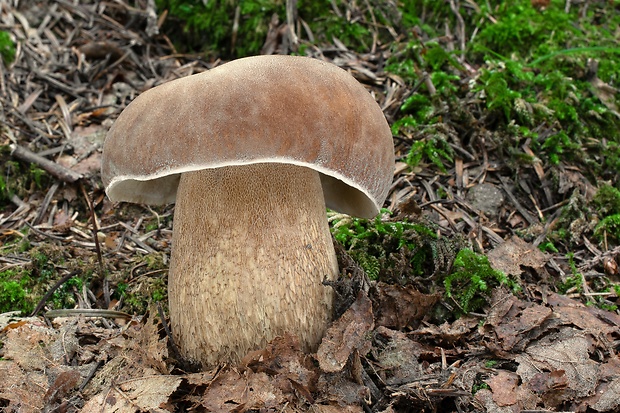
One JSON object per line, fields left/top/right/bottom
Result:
{"left": 558, "top": 253, "right": 583, "bottom": 294}
{"left": 593, "top": 184, "right": 620, "bottom": 217}
{"left": 144, "top": 253, "right": 167, "bottom": 271}
{"left": 155, "top": 0, "right": 399, "bottom": 57}
{"left": 0, "top": 31, "right": 15, "bottom": 64}
{"left": 118, "top": 275, "right": 168, "bottom": 314}
{"left": 0, "top": 269, "right": 34, "bottom": 314}
{"left": 444, "top": 249, "right": 519, "bottom": 314}
{"left": 595, "top": 214, "right": 620, "bottom": 243}
{"left": 329, "top": 211, "right": 463, "bottom": 284}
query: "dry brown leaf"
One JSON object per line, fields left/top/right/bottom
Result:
{"left": 3, "top": 321, "right": 57, "bottom": 370}
{"left": 81, "top": 375, "right": 181, "bottom": 413}
{"left": 589, "top": 377, "right": 620, "bottom": 412}
{"left": 493, "top": 303, "right": 553, "bottom": 352}
{"left": 487, "top": 235, "right": 547, "bottom": 277}
{"left": 525, "top": 370, "right": 569, "bottom": 409}
{"left": 415, "top": 315, "right": 478, "bottom": 345}
{"left": 201, "top": 369, "right": 285, "bottom": 412}
{"left": 136, "top": 308, "right": 170, "bottom": 374}
{"left": 516, "top": 327, "right": 598, "bottom": 401}
{"left": 0, "top": 362, "right": 47, "bottom": 412}
{"left": 485, "top": 370, "right": 522, "bottom": 408}
{"left": 473, "top": 389, "right": 514, "bottom": 413}
{"left": 546, "top": 291, "right": 620, "bottom": 345}
{"left": 317, "top": 292, "right": 374, "bottom": 373}
{"left": 374, "top": 326, "right": 425, "bottom": 385}
{"left": 71, "top": 152, "right": 103, "bottom": 176}
{"left": 242, "top": 333, "right": 318, "bottom": 397}
{"left": 589, "top": 75, "right": 619, "bottom": 114}
{"left": 484, "top": 288, "right": 555, "bottom": 353}
{"left": 311, "top": 405, "right": 364, "bottom": 412}
{"left": 372, "top": 282, "right": 439, "bottom": 330}
{"left": 316, "top": 370, "right": 370, "bottom": 407}
{"left": 43, "top": 370, "right": 81, "bottom": 407}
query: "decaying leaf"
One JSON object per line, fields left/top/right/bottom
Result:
{"left": 545, "top": 291, "right": 620, "bottom": 345}
{"left": 316, "top": 366, "right": 371, "bottom": 408}
{"left": 487, "top": 235, "right": 547, "bottom": 277}
{"left": 81, "top": 375, "right": 182, "bottom": 412}
{"left": 317, "top": 291, "right": 374, "bottom": 373}
{"left": 485, "top": 370, "right": 518, "bottom": 407}
{"left": 516, "top": 327, "right": 598, "bottom": 402}
{"left": 372, "top": 282, "right": 439, "bottom": 330}
{"left": 201, "top": 369, "right": 285, "bottom": 412}
{"left": 415, "top": 315, "right": 479, "bottom": 345}
{"left": 44, "top": 370, "right": 81, "bottom": 407}
{"left": 484, "top": 288, "right": 554, "bottom": 352}
{"left": 374, "top": 326, "right": 426, "bottom": 385}
{"left": 0, "top": 361, "right": 48, "bottom": 413}
{"left": 242, "top": 333, "right": 318, "bottom": 399}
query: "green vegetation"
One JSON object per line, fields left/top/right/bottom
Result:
{"left": 403, "top": 133, "right": 454, "bottom": 172}
{"left": 0, "top": 153, "right": 50, "bottom": 203}
{"left": 113, "top": 253, "right": 169, "bottom": 314}
{"left": 388, "top": 0, "right": 619, "bottom": 180}
{"left": 0, "top": 248, "right": 82, "bottom": 315}
{"left": 155, "top": 0, "right": 281, "bottom": 57}
{"left": 558, "top": 252, "right": 583, "bottom": 294}
{"left": 0, "top": 269, "right": 30, "bottom": 313}
{"left": 330, "top": 212, "right": 519, "bottom": 312}
{"left": 0, "top": 30, "right": 15, "bottom": 64}
{"left": 155, "top": 0, "right": 401, "bottom": 57}
{"left": 445, "top": 249, "right": 519, "bottom": 314}
{"left": 330, "top": 211, "right": 441, "bottom": 282}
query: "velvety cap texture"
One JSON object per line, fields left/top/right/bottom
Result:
{"left": 102, "top": 55, "right": 394, "bottom": 218}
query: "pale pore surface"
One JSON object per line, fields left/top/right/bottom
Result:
{"left": 169, "top": 163, "right": 338, "bottom": 366}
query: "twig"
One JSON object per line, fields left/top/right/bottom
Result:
{"left": 31, "top": 270, "right": 82, "bottom": 316}
{"left": 45, "top": 308, "right": 132, "bottom": 319}
{"left": 79, "top": 182, "right": 106, "bottom": 284}
{"left": 33, "top": 182, "right": 59, "bottom": 225}
{"left": 157, "top": 301, "right": 182, "bottom": 360}
{"left": 498, "top": 176, "right": 538, "bottom": 226}
{"left": 10, "top": 144, "right": 83, "bottom": 183}
{"left": 79, "top": 360, "right": 103, "bottom": 392}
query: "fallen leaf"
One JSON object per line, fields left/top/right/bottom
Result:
{"left": 201, "top": 369, "right": 285, "bottom": 412}
{"left": 81, "top": 375, "right": 182, "bottom": 412}
{"left": 317, "top": 292, "right": 374, "bottom": 373}
{"left": 0, "top": 361, "right": 47, "bottom": 412}
{"left": 372, "top": 282, "right": 439, "bottom": 330}
{"left": 242, "top": 333, "right": 318, "bottom": 397}
{"left": 44, "top": 370, "right": 81, "bottom": 407}
{"left": 487, "top": 235, "right": 547, "bottom": 277}
{"left": 516, "top": 327, "right": 598, "bottom": 402}
{"left": 415, "top": 315, "right": 478, "bottom": 345}
{"left": 589, "top": 377, "right": 620, "bottom": 412}
{"left": 374, "top": 327, "right": 426, "bottom": 385}
{"left": 484, "top": 288, "right": 555, "bottom": 352}
{"left": 545, "top": 291, "right": 620, "bottom": 345}
{"left": 485, "top": 370, "right": 519, "bottom": 407}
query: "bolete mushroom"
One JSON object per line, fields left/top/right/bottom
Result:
{"left": 101, "top": 55, "right": 394, "bottom": 367}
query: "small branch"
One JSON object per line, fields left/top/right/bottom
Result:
{"left": 79, "top": 182, "right": 105, "bottom": 278}
{"left": 31, "top": 270, "right": 83, "bottom": 316}
{"left": 10, "top": 144, "right": 83, "bottom": 183}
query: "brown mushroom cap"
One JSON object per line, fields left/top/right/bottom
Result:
{"left": 101, "top": 55, "right": 394, "bottom": 218}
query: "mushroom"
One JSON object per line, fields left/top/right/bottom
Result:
{"left": 101, "top": 55, "right": 394, "bottom": 367}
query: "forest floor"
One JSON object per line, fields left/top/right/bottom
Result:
{"left": 1, "top": 0, "right": 620, "bottom": 412}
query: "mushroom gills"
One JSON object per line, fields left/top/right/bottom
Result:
{"left": 168, "top": 162, "right": 338, "bottom": 366}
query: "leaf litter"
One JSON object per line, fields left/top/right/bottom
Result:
{"left": 0, "top": 0, "right": 619, "bottom": 412}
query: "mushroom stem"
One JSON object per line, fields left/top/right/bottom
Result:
{"left": 168, "top": 162, "right": 338, "bottom": 366}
